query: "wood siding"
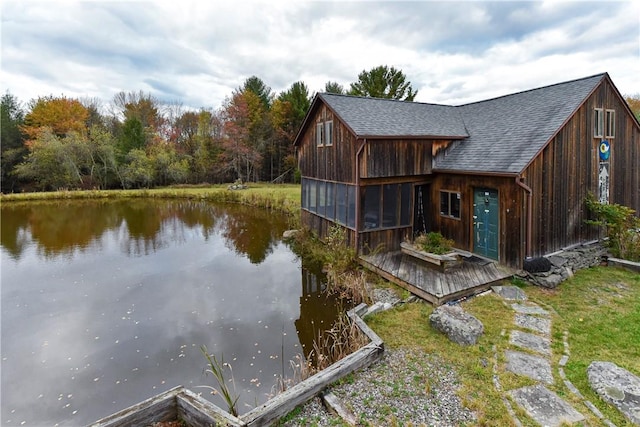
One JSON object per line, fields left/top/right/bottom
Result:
{"left": 522, "top": 78, "right": 640, "bottom": 257}
{"left": 360, "top": 139, "right": 438, "bottom": 178}
{"left": 296, "top": 104, "right": 358, "bottom": 183}
{"left": 428, "top": 175, "right": 525, "bottom": 268}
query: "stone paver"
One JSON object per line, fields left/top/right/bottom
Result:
{"left": 510, "top": 330, "right": 551, "bottom": 356}
{"left": 509, "top": 384, "right": 585, "bottom": 427}
{"left": 511, "top": 303, "right": 549, "bottom": 316}
{"left": 492, "top": 285, "right": 527, "bottom": 301}
{"left": 505, "top": 350, "right": 554, "bottom": 384}
{"left": 515, "top": 313, "right": 551, "bottom": 335}
{"left": 588, "top": 361, "right": 640, "bottom": 425}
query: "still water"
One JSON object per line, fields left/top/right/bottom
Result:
{"left": 1, "top": 199, "right": 345, "bottom": 425}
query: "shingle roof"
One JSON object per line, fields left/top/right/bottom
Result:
{"left": 319, "top": 93, "right": 468, "bottom": 138}
{"left": 437, "top": 73, "right": 605, "bottom": 174}
{"left": 306, "top": 73, "right": 606, "bottom": 175}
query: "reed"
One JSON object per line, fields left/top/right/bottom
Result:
{"left": 199, "top": 346, "right": 240, "bottom": 417}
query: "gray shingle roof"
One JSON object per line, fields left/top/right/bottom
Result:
{"left": 319, "top": 93, "right": 468, "bottom": 138}
{"left": 437, "top": 73, "right": 605, "bottom": 174}
{"left": 312, "top": 73, "right": 606, "bottom": 175}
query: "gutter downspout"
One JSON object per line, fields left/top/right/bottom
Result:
{"left": 515, "top": 175, "right": 533, "bottom": 259}
{"left": 354, "top": 138, "right": 367, "bottom": 255}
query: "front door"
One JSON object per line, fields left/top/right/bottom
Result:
{"left": 473, "top": 188, "right": 499, "bottom": 260}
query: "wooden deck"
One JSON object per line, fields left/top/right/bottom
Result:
{"left": 360, "top": 251, "right": 514, "bottom": 305}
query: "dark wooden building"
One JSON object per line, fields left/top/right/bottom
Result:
{"left": 294, "top": 73, "right": 640, "bottom": 269}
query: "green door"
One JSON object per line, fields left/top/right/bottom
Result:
{"left": 473, "top": 188, "right": 499, "bottom": 260}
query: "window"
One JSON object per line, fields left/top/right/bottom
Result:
{"left": 325, "top": 182, "right": 335, "bottom": 220}
{"left": 347, "top": 185, "right": 356, "bottom": 228}
{"left": 382, "top": 184, "right": 399, "bottom": 227}
{"left": 325, "top": 121, "right": 333, "bottom": 146}
{"left": 301, "top": 178, "right": 357, "bottom": 230}
{"left": 316, "top": 122, "right": 324, "bottom": 146}
{"left": 309, "top": 180, "right": 317, "bottom": 212}
{"left": 440, "top": 191, "right": 461, "bottom": 219}
{"left": 594, "top": 108, "right": 603, "bottom": 138}
{"left": 605, "top": 109, "right": 615, "bottom": 138}
{"left": 362, "top": 186, "right": 380, "bottom": 229}
{"left": 336, "top": 183, "right": 347, "bottom": 225}
{"left": 400, "top": 183, "right": 411, "bottom": 226}
{"left": 317, "top": 181, "right": 326, "bottom": 217}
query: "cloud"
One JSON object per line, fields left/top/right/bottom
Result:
{"left": 1, "top": 1, "right": 638, "bottom": 112}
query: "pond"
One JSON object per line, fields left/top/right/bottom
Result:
{"left": 1, "top": 199, "right": 347, "bottom": 426}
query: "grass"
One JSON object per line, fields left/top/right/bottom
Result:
{"left": 366, "top": 266, "right": 640, "bottom": 426}
{"left": 0, "top": 183, "right": 301, "bottom": 217}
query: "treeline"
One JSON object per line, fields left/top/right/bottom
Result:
{"left": 1, "top": 66, "right": 422, "bottom": 193}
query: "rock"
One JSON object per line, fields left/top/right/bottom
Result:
{"left": 282, "top": 229, "right": 299, "bottom": 240}
{"left": 509, "top": 384, "right": 585, "bottom": 426}
{"left": 491, "top": 285, "right": 527, "bottom": 301}
{"left": 505, "top": 350, "right": 554, "bottom": 384}
{"left": 535, "top": 273, "right": 564, "bottom": 288}
{"left": 429, "top": 304, "right": 484, "bottom": 345}
{"left": 587, "top": 361, "right": 640, "bottom": 425}
{"left": 509, "top": 330, "right": 551, "bottom": 355}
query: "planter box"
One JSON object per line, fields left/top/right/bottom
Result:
{"left": 400, "top": 242, "right": 461, "bottom": 271}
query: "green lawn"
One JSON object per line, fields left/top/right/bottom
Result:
{"left": 368, "top": 266, "right": 639, "bottom": 426}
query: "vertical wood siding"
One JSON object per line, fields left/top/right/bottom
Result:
{"left": 428, "top": 175, "right": 524, "bottom": 268}
{"left": 297, "top": 105, "right": 357, "bottom": 183}
{"left": 360, "top": 139, "right": 437, "bottom": 178}
{"left": 523, "top": 79, "right": 640, "bottom": 257}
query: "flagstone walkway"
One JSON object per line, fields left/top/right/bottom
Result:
{"left": 491, "top": 285, "right": 618, "bottom": 427}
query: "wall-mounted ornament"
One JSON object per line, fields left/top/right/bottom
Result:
{"left": 599, "top": 139, "right": 610, "bottom": 161}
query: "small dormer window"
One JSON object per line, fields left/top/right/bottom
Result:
{"left": 594, "top": 108, "right": 603, "bottom": 138}
{"left": 605, "top": 109, "right": 615, "bottom": 138}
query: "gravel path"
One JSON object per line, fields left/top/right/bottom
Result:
{"left": 280, "top": 347, "right": 476, "bottom": 426}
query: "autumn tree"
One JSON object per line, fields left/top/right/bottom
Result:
{"left": 112, "top": 90, "right": 163, "bottom": 146}
{"left": 22, "top": 96, "right": 89, "bottom": 145}
{"left": 349, "top": 65, "right": 418, "bottom": 101}
{"left": 324, "top": 81, "right": 345, "bottom": 94}
{"left": 625, "top": 94, "right": 640, "bottom": 122}
{"left": 1, "top": 92, "right": 27, "bottom": 192}
{"left": 222, "top": 91, "right": 264, "bottom": 182}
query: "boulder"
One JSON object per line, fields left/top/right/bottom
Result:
{"left": 282, "top": 229, "right": 300, "bottom": 240}
{"left": 429, "top": 304, "right": 484, "bottom": 345}
{"left": 587, "top": 361, "right": 640, "bottom": 425}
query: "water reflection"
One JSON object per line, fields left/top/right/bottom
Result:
{"left": 1, "top": 200, "right": 347, "bottom": 425}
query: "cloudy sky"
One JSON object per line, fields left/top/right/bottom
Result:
{"left": 1, "top": 1, "right": 638, "bottom": 112}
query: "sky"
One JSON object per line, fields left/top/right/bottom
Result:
{"left": 1, "top": 0, "right": 638, "bottom": 113}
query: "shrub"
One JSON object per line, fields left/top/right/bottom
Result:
{"left": 586, "top": 193, "right": 640, "bottom": 261}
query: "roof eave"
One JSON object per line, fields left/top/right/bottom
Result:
{"left": 360, "top": 134, "right": 469, "bottom": 140}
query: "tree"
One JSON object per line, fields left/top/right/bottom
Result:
{"left": 324, "top": 81, "right": 345, "bottom": 94}
{"left": 240, "top": 76, "right": 273, "bottom": 110}
{"left": 625, "top": 94, "right": 640, "bottom": 122}
{"left": 1, "top": 92, "right": 27, "bottom": 192}
{"left": 221, "top": 91, "right": 264, "bottom": 182}
{"left": 13, "top": 129, "right": 88, "bottom": 191}
{"left": 22, "top": 96, "right": 89, "bottom": 145}
{"left": 348, "top": 65, "right": 418, "bottom": 101}
{"left": 277, "top": 81, "right": 311, "bottom": 128}
{"left": 118, "top": 116, "right": 146, "bottom": 157}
